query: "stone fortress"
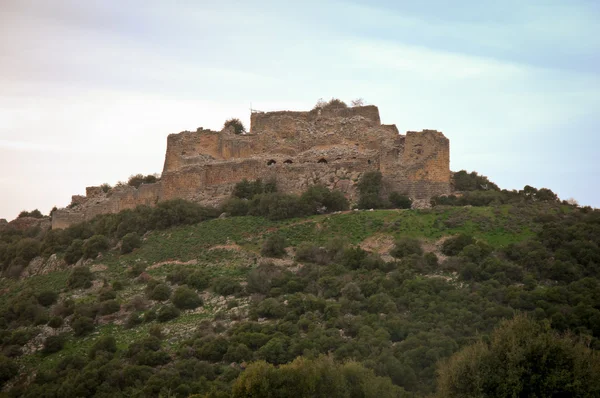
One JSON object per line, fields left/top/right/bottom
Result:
{"left": 52, "top": 104, "right": 450, "bottom": 229}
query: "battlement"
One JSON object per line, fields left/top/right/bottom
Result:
{"left": 52, "top": 103, "right": 451, "bottom": 229}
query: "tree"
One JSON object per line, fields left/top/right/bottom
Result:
{"left": 357, "top": 171, "right": 384, "bottom": 209}
{"left": 224, "top": 118, "right": 246, "bottom": 135}
{"left": 436, "top": 315, "right": 600, "bottom": 397}
{"left": 351, "top": 98, "right": 365, "bottom": 107}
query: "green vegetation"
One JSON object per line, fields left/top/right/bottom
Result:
{"left": 127, "top": 173, "right": 160, "bottom": 188}
{"left": 17, "top": 209, "right": 44, "bottom": 219}
{"left": 0, "top": 175, "right": 598, "bottom": 397}
{"left": 436, "top": 315, "right": 600, "bottom": 397}
{"left": 224, "top": 118, "right": 246, "bottom": 135}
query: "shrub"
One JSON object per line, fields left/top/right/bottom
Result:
{"left": 213, "top": 277, "right": 242, "bottom": 296}
{"left": 98, "top": 288, "right": 116, "bottom": 302}
{"left": 100, "top": 183, "right": 112, "bottom": 193}
{"left": 172, "top": 287, "right": 203, "bottom": 310}
{"left": 300, "top": 185, "right": 349, "bottom": 213}
{"left": 98, "top": 300, "right": 120, "bottom": 315}
{"left": 67, "top": 266, "right": 94, "bottom": 289}
{"left": 127, "top": 174, "right": 159, "bottom": 188}
{"left": 88, "top": 336, "right": 117, "bottom": 359}
{"left": 224, "top": 118, "right": 246, "bottom": 135}
{"left": 313, "top": 98, "right": 348, "bottom": 110}
{"left": 261, "top": 235, "right": 287, "bottom": 258}
{"left": 221, "top": 198, "right": 250, "bottom": 216}
{"left": 16, "top": 238, "right": 41, "bottom": 263}
{"left": 232, "top": 179, "right": 273, "bottom": 200}
{"left": 442, "top": 234, "right": 475, "bottom": 256}
{"left": 256, "top": 298, "right": 285, "bottom": 319}
{"left": 157, "top": 305, "right": 180, "bottom": 322}
{"left": 37, "top": 290, "right": 58, "bottom": 307}
{"left": 72, "top": 315, "right": 95, "bottom": 336}
{"left": 389, "top": 192, "right": 412, "bottom": 209}
{"left": 0, "top": 355, "right": 18, "bottom": 387}
{"left": 64, "top": 239, "right": 84, "bottom": 264}
{"left": 48, "top": 316, "right": 63, "bottom": 328}
{"left": 391, "top": 237, "right": 423, "bottom": 258}
{"left": 452, "top": 170, "right": 499, "bottom": 192}
{"left": 42, "top": 334, "right": 66, "bottom": 355}
{"left": 121, "top": 232, "right": 142, "bottom": 254}
{"left": 82, "top": 234, "right": 110, "bottom": 259}
{"left": 18, "top": 209, "right": 44, "bottom": 218}
{"left": 147, "top": 283, "right": 171, "bottom": 301}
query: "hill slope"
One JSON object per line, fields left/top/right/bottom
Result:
{"left": 1, "top": 201, "right": 599, "bottom": 397}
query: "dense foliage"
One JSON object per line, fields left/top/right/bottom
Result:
{"left": 0, "top": 174, "right": 599, "bottom": 397}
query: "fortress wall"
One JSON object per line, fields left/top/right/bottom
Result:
{"left": 250, "top": 105, "right": 381, "bottom": 135}
{"left": 52, "top": 210, "right": 85, "bottom": 229}
{"left": 163, "top": 130, "right": 258, "bottom": 174}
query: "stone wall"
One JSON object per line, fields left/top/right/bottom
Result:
{"left": 52, "top": 104, "right": 451, "bottom": 229}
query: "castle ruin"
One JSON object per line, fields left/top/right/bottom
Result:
{"left": 52, "top": 104, "right": 450, "bottom": 229}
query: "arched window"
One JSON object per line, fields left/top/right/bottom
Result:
{"left": 317, "top": 158, "right": 327, "bottom": 164}
{"left": 284, "top": 159, "right": 293, "bottom": 164}
{"left": 267, "top": 159, "right": 276, "bottom": 166}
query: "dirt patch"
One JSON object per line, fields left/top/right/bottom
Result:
{"left": 90, "top": 264, "right": 108, "bottom": 272}
{"left": 209, "top": 243, "right": 243, "bottom": 252}
{"left": 148, "top": 259, "right": 198, "bottom": 270}
{"left": 360, "top": 234, "right": 395, "bottom": 255}
{"left": 421, "top": 236, "right": 450, "bottom": 262}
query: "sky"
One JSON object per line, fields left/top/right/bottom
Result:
{"left": 1, "top": 0, "right": 599, "bottom": 220}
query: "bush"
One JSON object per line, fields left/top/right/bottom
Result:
{"left": 157, "top": 305, "right": 180, "bottom": 322}
{"left": 232, "top": 179, "right": 275, "bottom": 200}
{"left": 82, "top": 235, "right": 110, "bottom": 259}
{"left": 72, "top": 315, "right": 95, "bottom": 336}
{"left": 67, "top": 266, "right": 94, "bottom": 289}
{"left": 18, "top": 209, "right": 44, "bottom": 218}
{"left": 88, "top": 336, "right": 117, "bottom": 359}
{"left": 391, "top": 237, "right": 423, "bottom": 258}
{"left": 98, "top": 300, "right": 120, "bottom": 315}
{"left": 452, "top": 170, "right": 499, "bottom": 192}
{"left": 42, "top": 334, "right": 66, "bottom": 355}
{"left": 261, "top": 235, "right": 287, "bottom": 258}
{"left": 147, "top": 283, "right": 171, "bottom": 301}
{"left": 313, "top": 98, "right": 348, "bottom": 111}
{"left": 249, "top": 193, "right": 310, "bottom": 220}
{"left": 256, "top": 298, "right": 285, "bottom": 319}
{"left": 300, "top": 185, "right": 349, "bottom": 213}
{"left": 16, "top": 238, "right": 41, "bottom": 263}
{"left": 121, "top": 232, "right": 142, "bottom": 254}
{"left": 64, "top": 239, "right": 84, "bottom": 264}
{"left": 0, "top": 355, "right": 18, "bottom": 387}
{"left": 37, "top": 290, "right": 58, "bottom": 307}
{"left": 389, "top": 192, "right": 412, "bottom": 209}
{"left": 224, "top": 118, "right": 246, "bottom": 135}
{"left": 172, "top": 287, "right": 203, "bottom": 310}
{"left": 213, "top": 277, "right": 242, "bottom": 296}
{"left": 47, "top": 316, "right": 63, "bottom": 328}
{"left": 442, "top": 234, "right": 475, "bottom": 256}
{"left": 127, "top": 174, "right": 159, "bottom": 189}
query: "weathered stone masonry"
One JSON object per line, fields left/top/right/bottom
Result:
{"left": 52, "top": 105, "right": 450, "bottom": 229}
